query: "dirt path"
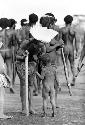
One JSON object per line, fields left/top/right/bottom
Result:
{"left": 0, "top": 61, "right": 85, "bottom": 125}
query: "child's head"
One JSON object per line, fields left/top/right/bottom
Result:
{"left": 40, "top": 54, "right": 51, "bottom": 66}
{"left": 28, "top": 61, "right": 37, "bottom": 75}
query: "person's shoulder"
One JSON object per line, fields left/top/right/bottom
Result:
{"left": 69, "top": 26, "right": 75, "bottom": 34}
{"left": 59, "top": 26, "right": 66, "bottom": 32}
{"left": 7, "top": 29, "right": 15, "bottom": 35}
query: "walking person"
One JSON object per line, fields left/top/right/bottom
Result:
{"left": 49, "top": 15, "right": 76, "bottom": 86}
{"left": 16, "top": 13, "right": 39, "bottom": 114}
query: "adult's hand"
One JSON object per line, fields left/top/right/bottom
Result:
{"left": 58, "top": 39, "right": 64, "bottom": 48}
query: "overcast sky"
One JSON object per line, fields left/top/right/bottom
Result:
{"left": 0, "top": 0, "right": 85, "bottom": 28}
{"left": 0, "top": 0, "right": 85, "bottom": 41}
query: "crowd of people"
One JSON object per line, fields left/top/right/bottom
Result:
{"left": 0, "top": 13, "right": 84, "bottom": 119}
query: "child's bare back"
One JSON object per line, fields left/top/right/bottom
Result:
{"left": 42, "top": 65, "right": 56, "bottom": 90}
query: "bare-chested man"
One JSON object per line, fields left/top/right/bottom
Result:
{"left": 49, "top": 15, "right": 76, "bottom": 86}
{"left": 39, "top": 13, "right": 64, "bottom": 90}
{"left": 0, "top": 18, "right": 17, "bottom": 93}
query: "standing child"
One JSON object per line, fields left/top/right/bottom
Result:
{"left": 36, "top": 54, "right": 58, "bottom": 117}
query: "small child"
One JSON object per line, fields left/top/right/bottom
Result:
{"left": 36, "top": 54, "right": 58, "bottom": 117}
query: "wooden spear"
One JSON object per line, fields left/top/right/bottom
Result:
{"left": 75, "top": 63, "right": 84, "bottom": 78}
{"left": 61, "top": 48, "right": 72, "bottom": 96}
{"left": 25, "top": 50, "right": 29, "bottom": 116}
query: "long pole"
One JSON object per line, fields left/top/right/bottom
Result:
{"left": 75, "top": 63, "right": 84, "bottom": 78}
{"left": 12, "top": 46, "right": 16, "bottom": 85}
{"left": 25, "top": 50, "right": 29, "bottom": 116}
{"left": 61, "top": 48, "right": 72, "bottom": 96}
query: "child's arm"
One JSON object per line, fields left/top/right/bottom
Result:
{"left": 35, "top": 72, "right": 44, "bottom": 80}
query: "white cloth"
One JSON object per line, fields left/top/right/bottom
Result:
{"left": 30, "top": 23, "right": 58, "bottom": 43}
{"left": 0, "top": 54, "right": 6, "bottom": 72}
{"left": 0, "top": 42, "right": 3, "bottom": 48}
{"left": 0, "top": 74, "right": 7, "bottom": 87}
{"left": 0, "top": 54, "right": 7, "bottom": 87}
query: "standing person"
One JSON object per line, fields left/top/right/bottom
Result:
{"left": 20, "top": 13, "right": 46, "bottom": 95}
{"left": 16, "top": 41, "right": 43, "bottom": 114}
{"left": 16, "top": 13, "right": 39, "bottom": 114}
{"left": 7, "top": 18, "right": 19, "bottom": 92}
{"left": 40, "top": 13, "right": 64, "bottom": 90}
{"left": 36, "top": 54, "right": 58, "bottom": 117}
{"left": 49, "top": 15, "right": 76, "bottom": 86}
{"left": 0, "top": 18, "right": 15, "bottom": 93}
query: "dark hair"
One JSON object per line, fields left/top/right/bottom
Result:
{"left": 29, "top": 13, "right": 38, "bottom": 26}
{"left": 8, "top": 19, "right": 17, "bottom": 28}
{"left": 0, "top": 18, "right": 9, "bottom": 29}
{"left": 40, "top": 16, "right": 55, "bottom": 28}
{"left": 45, "top": 13, "right": 55, "bottom": 17}
{"left": 64, "top": 15, "right": 73, "bottom": 24}
{"left": 40, "top": 54, "right": 50, "bottom": 66}
{"left": 45, "top": 13, "right": 57, "bottom": 22}
{"left": 40, "top": 15, "right": 57, "bottom": 28}
{"left": 21, "top": 19, "right": 27, "bottom": 26}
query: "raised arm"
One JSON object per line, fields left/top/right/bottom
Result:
{"left": 46, "top": 38, "right": 64, "bottom": 53}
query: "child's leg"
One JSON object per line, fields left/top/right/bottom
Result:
{"left": 50, "top": 90, "right": 56, "bottom": 117}
{"left": 43, "top": 98, "right": 47, "bottom": 116}
{"left": 33, "top": 75, "right": 38, "bottom": 96}
{"left": 55, "top": 74, "right": 61, "bottom": 92}
{"left": 42, "top": 89, "right": 48, "bottom": 116}
{"left": 6, "top": 58, "right": 14, "bottom": 93}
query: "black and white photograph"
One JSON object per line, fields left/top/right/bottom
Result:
{"left": 0, "top": 0, "right": 85, "bottom": 124}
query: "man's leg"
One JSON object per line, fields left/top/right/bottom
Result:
{"left": 78, "top": 46, "right": 85, "bottom": 70}
{"left": 69, "top": 52, "right": 75, "bottom": 86}
{"left": 20, "top": 81, "right": 26, "bottom": 114}
{"left": 62, "top": 48, "right": 70, "bottom": 77}
{"left": 6, "top": 58, "right": 14, "bottom": 93}
{"left": 28, "top": 86, "right": 35, "bottom": 114}
{"left": 43, "top": 98, "right": 47, "bottom": 116}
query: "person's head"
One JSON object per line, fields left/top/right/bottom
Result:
{"left": 28, "top": 61, "right": 37, "bottom": 74}
{"left": 8, "top": 19, "right": 17, "bottom": 29}
{"left": 40, "top": 13, "right": 57, "bottom": 28}
{"left": 20, "top": 19, "right": 27, "bottom": 27}
{"left": 29, "top": 13, "right": 38, "bottom": 27}
{"left": 64, "top": 15, "right": 73, "bottom": 25}
{"left": 41, "top": 54, "right": 51, "bottom": 66}
{"left": 0, "top": 18, "right": 9, "bottom": 29}
{"left": 45, "top": 13, "right": 57, "bottom": 23}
